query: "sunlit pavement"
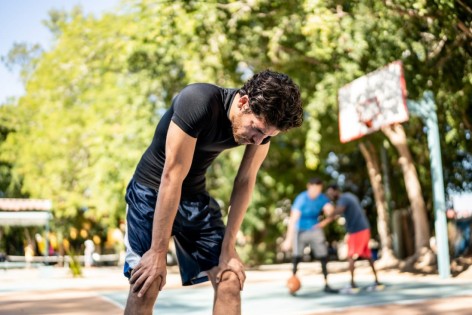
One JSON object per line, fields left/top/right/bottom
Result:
{"left": 1, "top": 262, "right": 471, "bottom": 315}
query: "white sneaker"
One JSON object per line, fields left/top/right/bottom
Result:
{"left": 339, "top": 285, "right": 360, "bottom": 294}
{"left": 366, "top": 283, "right": 385, "bottom": 292}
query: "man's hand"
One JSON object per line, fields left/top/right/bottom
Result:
{"left": 281, "top": 239, "right": 292, "bottom": 252}
{"left": 215, "top": 248, "right": 246, "bottom": 290}
{"left": 129, "top": 249, "right": 167, "bottom": 297}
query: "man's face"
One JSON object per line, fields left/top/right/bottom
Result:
{"left": 326, "top": 188, "right": 338, "bottom": 200}
{"left": 232, "top": 103, "right": 280, "bottom": 145}
{"left": 307, "top": 183, "right": 323, "bottom": 199}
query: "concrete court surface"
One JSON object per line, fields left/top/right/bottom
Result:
{"left": 1, "top": 262, "right": 471, "bottom": 315}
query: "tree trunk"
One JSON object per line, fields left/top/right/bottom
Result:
{"left": 382, "top": 124, "right": 435, "bottom": 269}
{"left": 359, "top": 141, "right": 398, "bottom": 268}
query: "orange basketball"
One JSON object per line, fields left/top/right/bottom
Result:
{"left": 286, "top": 275, "right": 301, "bottom": 294}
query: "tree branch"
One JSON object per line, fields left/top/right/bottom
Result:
{"left": 457, "top": 20, "right": 472, "bottom": 38}
{"left": 456, "top": 0, "right": 472, "bottom": 15}
{"left": 382, "top": 0, "right": 436, "bottom": 19}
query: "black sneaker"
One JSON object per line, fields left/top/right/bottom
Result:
{"left": 323, "top": 285, "right": 339, "bottom": 294}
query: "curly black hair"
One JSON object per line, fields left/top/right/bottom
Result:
{"left": 239, "top": 70, "right": 303, "bottom": 131}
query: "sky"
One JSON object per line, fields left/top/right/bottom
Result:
{"left": 0, "top": 0, "right": 121, "bottom": 104}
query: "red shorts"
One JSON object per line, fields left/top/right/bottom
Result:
{"left": 347, "top": 229, "right": 371, "bottom": 259}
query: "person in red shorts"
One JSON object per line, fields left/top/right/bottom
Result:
{"left": 324, "top": 185, "right": 381, "bottom": 290}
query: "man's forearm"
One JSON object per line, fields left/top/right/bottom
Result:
{"left": 285, "top": 218, "right": 296, "bottom": 243}
{"left": 222, "top": 144, "right": 269, "bottom": 251}
{"left": 223, "top": 177, "right": 254, "bottom": 249}
{"left": 285, "top": 211, "right": 301, "bottom": 243}
{"left": 150, "top": 178, "right": 182, "bottom": 253}
{"left": 317, "top": 216, "right": 334, "bottom": 229}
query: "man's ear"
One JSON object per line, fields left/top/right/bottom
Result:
{"left": 238, "top": 95, "right": 250, "bottom": 110}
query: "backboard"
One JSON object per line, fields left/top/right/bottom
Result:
{"left": 338, "top": 61, "right": 409, "bottom": 143}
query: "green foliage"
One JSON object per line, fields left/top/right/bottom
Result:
{"left": 0, "top": 9, "right": 156, "bottom": 230}
{"left": 1, "top": 0, "right": 470, "bottom": 264}
{"left": 67, "top": 247, "right": 83, "bottom": 277}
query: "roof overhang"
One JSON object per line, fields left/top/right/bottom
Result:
{"left": 0, "top": 211, "right": 52, "bottom": 226}
{"left": 0, "top": 198, "right": 53, "bottom": 226}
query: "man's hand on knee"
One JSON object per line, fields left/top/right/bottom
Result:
{"left": 219, "top": 270, "right": 242, "bottom": 289}
{"left": 215, "top": 249, "right": 246, "bottom": 290}
{"left": 129, "top": 250, "right": 167, "bottom": 297}
{"left": 209, "top": 269, "right": 242, "bottom": 298}
{"left": 211, "top": 269, "right": 242, "bottom": 315}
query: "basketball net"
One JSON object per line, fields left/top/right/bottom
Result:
{"left": 356, "top": 96, "right": 381, "bottom": 130}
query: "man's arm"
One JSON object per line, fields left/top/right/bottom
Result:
{"left": 316, "top": 203, "right": 335, "bottom": 229}
{"left": 333, "top": 203, "right": 346, "bottom": 216}
{"left": 281, "top": 209, "right": 301, "bottom": 252}
{"left": 216, "top": 142, "right": 270, "bottom": 289}
{"left": 130, "top": 121, "right": 196, "bottom": 297}
{"left": 317, "top": 203, "right": 345, "bottom": 229}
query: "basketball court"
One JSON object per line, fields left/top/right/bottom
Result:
{"left": 1, "top": 263, "right": 471, "bottom": 315}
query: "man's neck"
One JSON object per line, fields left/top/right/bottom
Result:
{"left": 228, "top": 93, "right": 241, "bottom": 121}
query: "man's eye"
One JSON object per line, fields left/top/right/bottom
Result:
{"left": 254, "top": 127, "right": 264, "bottom": 135}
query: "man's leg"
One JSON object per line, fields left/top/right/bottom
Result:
{"left": 207, "top": 268, "right": 241, "bottom": 315}
{"left": 346, "top": 230, "right": 369, "bottom": 288}
{"left": 348, "top": 257, "right": 356, "bottom": 287}
{"left": 292, "top": 231, "right": 304, "bottom": 275}
{"left": 368, "top": 258, "right": 380, "bottom": 284}
{"left": 320, "top": 256, "right": 329, "bottom": 285}
{"left": 124, "top": 275, "right": 162, "bottom": 315}
{"left": 356, "top": 229, "right": 379, "bottom": 285}
{"left": 310, "top": 229, "right": 334, "bottom": 291}
{"left": 319, "top": 255, "right": 338, "bottom": 293}
{"left": 292, "top": 256, "right": 302, "bottom": 275}
{"left": 123, "top": 179, "right": 161, "bottom": 314}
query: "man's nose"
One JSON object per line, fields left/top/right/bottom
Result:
{"left": 252, "top": 134, "right": 265, "bottom": 145}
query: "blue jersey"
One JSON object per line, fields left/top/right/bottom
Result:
{"left": 292, "top": 191, "right": 330, "bottom": 231}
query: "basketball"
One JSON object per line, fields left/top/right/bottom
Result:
{"left": 286, "top": 275, "right": 301, "bottom": 294}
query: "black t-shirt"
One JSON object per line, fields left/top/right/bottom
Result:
{"left": 338, "top": 192, "right": 370, "bottom": 233}
{"left": 133, "top": 83, "right": 269, "bottom": 196}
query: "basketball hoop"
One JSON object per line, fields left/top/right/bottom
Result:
{"left": 338, "top": 61, "right": 409, "bottom": 143}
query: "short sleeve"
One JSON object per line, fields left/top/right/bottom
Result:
{"left": 319, "top": 193, "right": 330, "bottom": 206}
{"left": 171, "top": 84, "right": 215, "bottom": 138}
{"left": 292, "top": 193, "right": 304, "bottom": 211}
{"left": 337, "top": 195, "right": 349, "bottom": 207}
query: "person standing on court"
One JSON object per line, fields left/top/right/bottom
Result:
{"left": 281, "top": 178, "right": 337, "bottom": 293}
{"left": 325, "top": 184, "right": 382, "bottom": 290}
{"left": 123, "top": 70, "right": 304, "bottom": 315}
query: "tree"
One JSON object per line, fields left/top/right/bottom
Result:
{"left": 0, "top": 103, "right": 25, "bottom": 198}
{"left": 359, "top": 141, "right": 398, "bottom": 266}
{"left": 382, "top": 124, "right": 437, "bottom": 268}
{"left": 0, "top": 8, "right": 157, "bottom": 236}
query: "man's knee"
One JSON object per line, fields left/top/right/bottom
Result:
{"left": 125, "top": 278, "right": 161, "bottom": 312}
{"left": 217, "top": 270, "right": 241, "bottom": 296}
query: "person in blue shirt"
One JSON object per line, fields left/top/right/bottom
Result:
{"left": 281, "top": 178, "right": 336, "bottom": 293}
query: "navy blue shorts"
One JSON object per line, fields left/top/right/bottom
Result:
{"left": 124, "top": 178, "right": 225, "bottom": 286}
